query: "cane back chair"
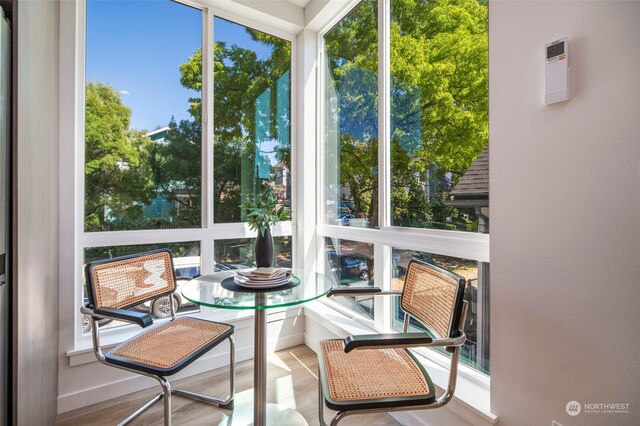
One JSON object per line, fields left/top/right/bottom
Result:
{"left": 81, "top": 249, "right": 235, "bottom": 426}
{"left": 317, "top": 258, "right": 468, "bottom": 426}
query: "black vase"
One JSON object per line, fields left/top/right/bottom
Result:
{"left": 255, "top": 227, "right": 274, "bottom": 268}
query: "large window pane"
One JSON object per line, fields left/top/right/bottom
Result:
{"left": 391, "top": 249, "right": 489, "bottom": 374}
{"left": 390, "top": 0, "right": 488, "bottom": 232}
{"left": 324, "top": 0, "right": 378, "bottom": 229}
{"left": 82, "top": 242, "right": 201, "bottom": 333}
{"left": 323, "top": 237, "right": 375, "bottom": 319}
{"left": 213, "top": 18, "right": 292, "bottom": 223}
{"left": 85, "top": 0, "right": 202, "bottom": 231}
{"left": 214, "top": 236, "right": 292, "bottom": 269}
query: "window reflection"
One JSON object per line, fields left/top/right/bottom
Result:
{"left": 391, "top": 249, "right": 489, "bottom": 374}
{"left": 323, "top": 237, "right": 375, "bottom": 319}
{"left": 213, "top": 18, "right": 292, "bottom": 223}
{"left": 324, "top": 0, "right": 378, "bottom": 229}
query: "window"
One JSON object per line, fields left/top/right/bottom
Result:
{"left": 389, "top": 0, "right": 489, "bottom": 232}
{"left": 214, "top": 237, "right": 292, "bottom": 269}
{"left": 323, "top": 0, "right": 378, "bottom": 229}
{"left": 78, "top": 0, "right": 294, "bottom": 338}
{"left": 391, "top": 249, "right": 489, "bottom": 373}
{"left": 213, "top": 18, "right": 292, "bottom": 223}
{"left": 85, "top": 0, "right": 202, "bottom": 231}
{"left": 322, "top": 237, "right": 375, "bottom": 319}
{"left": 319, "top": 0, "right": 489, "bottom": 374}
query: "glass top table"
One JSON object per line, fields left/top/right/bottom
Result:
{"left": 181, "top": 269, "right": 333, "bottom": 426}
{"left": 181, "top": 269, "right": 333, "bottom": 311}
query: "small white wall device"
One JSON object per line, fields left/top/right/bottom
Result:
{"left": 544, "top": 37, "right": 570, "bottom": 105}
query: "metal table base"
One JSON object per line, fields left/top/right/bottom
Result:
{"left": 182, "top": 271, "right": 333, "bottom": 426}
{"left": 218, "top": 307, "right": 308, "bottom": 425}
{"left": 220, "top": 401, "right": 308, "bottom": 426}
{"left": 254, "top": 308, "right": 267, "bottom": 425}
{"left": 228, "top": 302, "right": 307, "bottom": 426}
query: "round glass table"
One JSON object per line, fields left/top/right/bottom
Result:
{"left": 181, "top": 269, "right": 333, "bottom": 426}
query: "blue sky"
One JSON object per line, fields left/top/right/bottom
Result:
{"left": 86, "top": 0, "right": 273, "bottom": 131}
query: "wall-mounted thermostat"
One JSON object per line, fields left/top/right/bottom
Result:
{"left": 544, "top": 37, "right": 570, "bottom": 105}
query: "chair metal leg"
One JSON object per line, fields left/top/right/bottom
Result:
{"left": 224, "top": 335, "right": 235, "bottom": 409}
{"left": 329, "top": 411, "right": 348, "bottom": 426}
{"left": 318, "top": 365, "right": 348, "bottom": 426}
{"left": 116, "top": 392, "right": 164, "bottom": 426}
{"left": 171, "top": 335, "right": 236, "bottom": 409}
{"left": 318, "top": 366, "right": 327, "bottom": 426}
{"left": 157, "top": 376, "right": 172, "bottom": 426}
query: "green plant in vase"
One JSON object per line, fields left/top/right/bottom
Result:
{"left": 242, "top": 188, "right": 290, "bottom": 267}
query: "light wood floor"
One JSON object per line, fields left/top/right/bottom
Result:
{"left": 55, "top": 345, "right": 399, "bottom": 426}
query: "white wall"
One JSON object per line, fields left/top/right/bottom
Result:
{"left": 490, "top": 1, "right": 640, "bottom": 425}
{"left": 15, "top": 0, "right": 60, "bottom": 423}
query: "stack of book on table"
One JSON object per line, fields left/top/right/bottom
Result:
{"left": 234, "top": 267, "right": 292, "bottom": 288}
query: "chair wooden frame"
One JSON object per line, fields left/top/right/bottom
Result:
{"left": 80, "top": 249, "right": 235, "bottom": 426}
{"left": 317, "top": 259, "right": 469, "bottom": 426}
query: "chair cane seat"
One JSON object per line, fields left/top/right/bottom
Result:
{"left": 106, "top": 317, "right": 233, "bottom": 376}
{"left": 318, "top": 339, "right": 436, "bottom": 411}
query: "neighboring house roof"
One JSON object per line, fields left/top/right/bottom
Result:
{"left": 444, "top": 145, "right": 489, "bottom": 208}
{"left": 146, "top": 127, "right": 171, "bottom": 142}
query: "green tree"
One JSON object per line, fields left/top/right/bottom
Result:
{"left": 324, "top": 0, "right": 379, "bottom": 226}
{"left": 175, "top": 31, "right": 291, "bottom": 222}
{"left": 84, "top": 22, "right": 292, "bottom": 231}
{"left": 324, "top": 0, "right": 488, "bottom": 230}
{"left": 212, "top": 135, "right": 253, "bottom": 223}
{"left": 148, "top": 118, "right": 202, "bottom": 227}
{"left": 390, "top": 0, "right": 488, "bottom": 187}
{"left": 338, "top": 134, "right": 377, "bottom": 222}
{"left": 179, "top": 40, "right": 289, "bottom": 147}
{"left": 390, "top": 139, "right": 431, "bottom": 226}
{"left": 84, "top": 82, "right": 155, "bottom": 231}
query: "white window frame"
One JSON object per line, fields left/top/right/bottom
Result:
{"left": 314, "top": 0, "right": 491, "bottom": 382}
{"left": 60, "top": 0, "right": 299, "bottom": 350}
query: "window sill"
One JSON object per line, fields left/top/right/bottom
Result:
{"left": 304, "top": 300, "right": 498, "bottom": 425}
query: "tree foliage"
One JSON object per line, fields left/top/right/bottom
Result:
{"left": 148, "top": 118, "right": 202, "bottom": 227}
{"left": 84, "top": 0, "right": 487, "bottom": 234}
{"left": 85, "top": 23, "right": 293, "bottom": 232}
{"left": 390, "top": 0, "right": 488, "bottom": 175}
{"left": 84, "top": 82, "right": 155, "bottom": 231}
{"left": 176, "top": 31, "right": 291, "bottom": 222}
{"left": 324, "top": 0, "right": 488, "bottom": 230}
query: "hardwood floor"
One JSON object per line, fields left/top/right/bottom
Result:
{"left": 55, "top": 345, "right": 399, "bottom": 426}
